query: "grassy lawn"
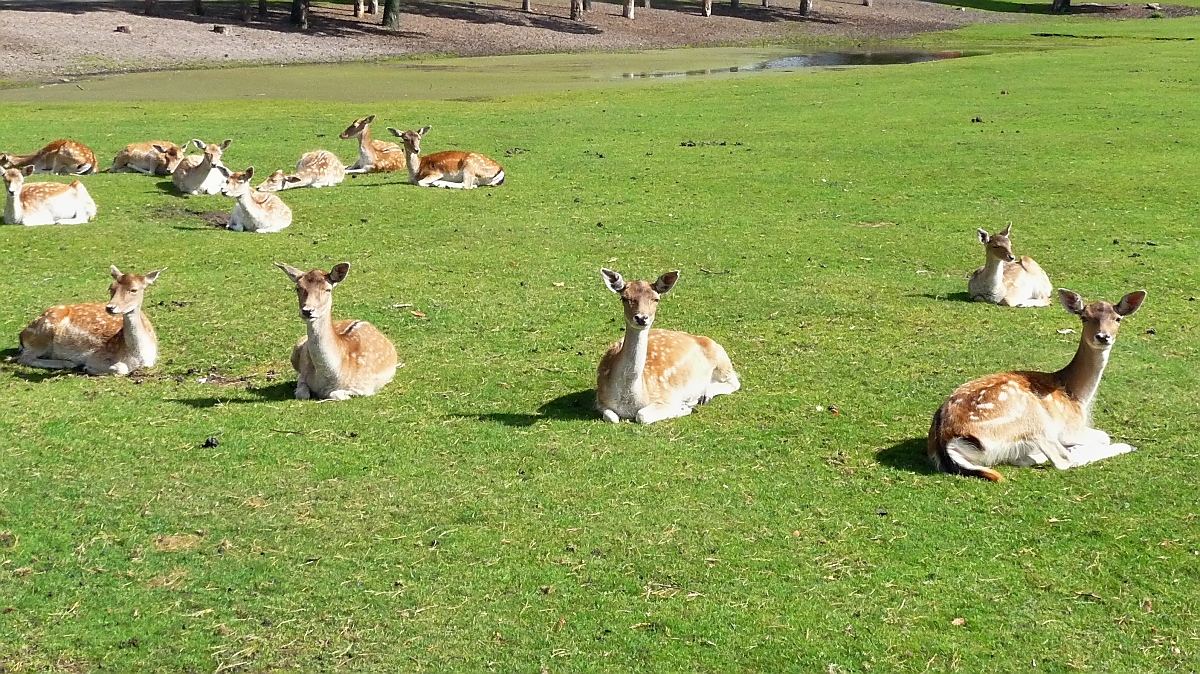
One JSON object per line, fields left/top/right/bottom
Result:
{"left": 2, "top": 25, "right": 1199, "bottom": 673}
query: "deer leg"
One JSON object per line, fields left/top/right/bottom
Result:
{"left": 600, "top": 408, "right": 621, "bottom": 423}
{"left": 635, "top": 403, "right": 692, "bottom": 425}
{"left": 323, "top": 390, "right": 354, "bottom": 401}
{"left": 22, "top": 357, "right": 80, "bottom": 370}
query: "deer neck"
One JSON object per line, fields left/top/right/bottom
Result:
{"left": 980, "top": 253, "right": 1006, "bottom": 289}
{"left": 7, "top": 151, "right": 38, "bottom": 167}
{"left": 236, "top": 188, "right": 263, "bottom": 211}
{"left": 4, "top": 188, "right": 20, "bottom": 223}
{"left": 405, "top": 146, "right": 421, "bottom": 183}
{"left": 121, "top": 307, "right": 158, "bottom": 366}
{"left": 612, "top": 324, "right": 651, "bottom": 396}
{"left": 304, "top": 312, "right": 343, "bottom": 378}
{"left": 359, "top": 128, "right": 376, "bottom": 164}
{"left": 1055, "top": 340, "right": 1111, "bottom": 414}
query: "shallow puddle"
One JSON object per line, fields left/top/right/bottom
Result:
{"left": 0, "top": 47, "right": 983, "bottom": 103}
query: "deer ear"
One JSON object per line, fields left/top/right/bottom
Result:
{"left": 977, "top": 229, "right": 990, "bottom": 244}
{"left": 653, "top": 270, "right": 680, "bottom": 295}
{"left": 386, "top": 127, "right": 402, "bottom": 137}
{"left": 418, "top": 126, "right": 431, "bottom": 136}
{"left": 110, "top": 265, "right": 123, "bottom": 280}
{"left": 220, "top": 139, "right": 232, "bottom": 150}
{"left": 191, "top": 139, "right": 206, "bottom": 150}
{"left": 284, "top": 175, "right": 302, "bottom": 184}
{"left": 275, "top": 262, "right": 305, "bottom": 283}
{"left": 23, "top": 165, "right": 34, "bottom": 176}
{"left": 364, "top": 114, "right": 376, "bottom": 124}
{"left": 600, "top": 268, "right": 625, "bottom": 294}
{"left": 1115, "top": 290, "right": 1146, "bottom": 317}
{"left": 327, "top": 263, "right": 350, "bottom": 285}
{"left": 999, "top": 224, "right": 1012, "bottom": 237}
{"left": 144, "top": 268, "right": 165, "bottom": 284}
{"left": 244, "top": 166, "right": 254, "bottom": 179}
{"left": 152, "top": 144, "right": 169, "bottom": 154}
{"left": 1058, "top": 289, "right": 1084, "bottom": 315}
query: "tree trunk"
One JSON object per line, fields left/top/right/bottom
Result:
{"left": 382, "top": 0, "right": 402, "bottom": 28}
{"left": 862, "top": 0, "right": 870, "bottom": 6}
{"left": 702, "top": 0, "right": 711, "bottom": 14}
{"left": 240, "top": 0, "right": 253, "bottom": 21}
{"left": 291, "top": 0, "right": 308, "bottom": 28}
{"left": 368, "top": 0, "right": 379, "bottom": 13}
{"left": 354, "top": 0, "right": 363, "bottom": 16}
{"left": 1050, "top": 0, "right": 1069, "bottom": 12}
{"left": 798, "top": 0, "right": 811, "bottom": 14}
{"left": 583, "top": 0, "right": 592, "bottom": 9}
{"left": 622, "top": 0, "right": 634, "bottom": 17}
{"left": 258, "top": 0, "right": 268, "bottom": 18}
{"left": 637, "top": 0, "right": 649, "bottom": 7}
{"left": 193, "top": 0, "right": 204, "bottom": 15}
{"left": 570, "top": 0, "right": 583, "bottom": 19}
{"left": 144, "top": 0, "right": 159, "bottom": 15}
{"left": 761, "top": 0, "right": 768, "bottom": 7}
{"left": 522, "top": 0, "right": 532, "bottom": 10}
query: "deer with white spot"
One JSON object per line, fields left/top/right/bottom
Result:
{"left": 340, "top": 116, "right": 406, "bottom": 174}
{"left": 17, "top": 266, "right": 163, "bottom": 375}
{"left": 968, "top": 225, "right": 1053, "bottom": 307}
{"left": 275, "top": 263, "right": 398, "bottom": 401}
{"left": 256, "top": 150, "right": 345, "bottom": 191}
{"left": 172, "top": 138, "right": 231, "bottom": 195}
{"left": 596, "top": 269, "right": 740, "bottom": 424}
{"left": 111, "top": 141, "right": 186, "bottom": 176}
{"left": 387, "top": 126, "right": 505, "bottom": 189}
{"left": 222, "top": 167, "right": 292, "bottom": 233}
{"left": 1, "top": 139, "right": 97, "bottom": 175}
{"left": 4, "top": 167, "right": 97, "bottom": 226}
{"left": 928, "top": 288, "right": 1147, "bottom": 481}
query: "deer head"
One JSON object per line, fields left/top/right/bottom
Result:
{"left": 1059, "top": 288, "right": 1147, "bottom": 350}
{"left": 192, "top": 138, "right": 232, "bottom": 167}
{"left": 340, "top": 115, "right": 375, "bottom": 140}
{"left": 3, "top": 167, "right": 24, "bottom": 195}
{"left": 601, "top": 268, "right": 680, "bottom": 330}
{"left": 151, "top": 143, "right": 186, "bottom": 174}
{"left": 256, "top": 169, "right": 289, "bottom": 192}
{"left": 977, "top": 224, "right": 1016, "bottom": 263}
{"left": 221, "top": 167, "right": 255, "bottom": 198}
{"left": 106, "top": 266, "right": 163, "bottom": 316}
{"left": 276, "top": 262, "right": 350, "bottom": 321}
{"left": 387, "top": 126, "right": 431, "bottom": 154}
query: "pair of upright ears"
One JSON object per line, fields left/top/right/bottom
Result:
{"left": 275, "top": 262, "right": 351, "bottom": 286}
{"left": 1059, "top": 289, "right": 1146, "bottom": 316}
{"left": 977, "top": 224, "right": 1012, "bottom": 244}
{"left": 601, "top": 269, "right": 680, "bottom": 295}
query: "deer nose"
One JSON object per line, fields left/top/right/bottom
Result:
{"left": 633, "top": 314, "right": 649, "bottom": 327}
{"left": 1096, "top": 332, "right": 1113, "bottom": 345}
{"left": 300, "top": 308, "right": 315, "bottom": 319}
{"left": 105, "top": 304, "right": 118, "bottom": 315}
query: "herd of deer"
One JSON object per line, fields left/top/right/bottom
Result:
{"left": 1, "top": 117, "right": 1147, "bottom": 480}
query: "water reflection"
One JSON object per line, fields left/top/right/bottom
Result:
{"left": 621, "top": 50, "right": 978, "bottom": 78}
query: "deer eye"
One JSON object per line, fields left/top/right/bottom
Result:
{"left": 1115, "top": 316, "right": 1123, "bottom": 322}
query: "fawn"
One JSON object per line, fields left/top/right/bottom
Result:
{"left": 256, "top": 150, "right": 345, "bottom": 191}
{"left": 111, "top": 141, "right": 186, "bottom": 176}
{"left": 340, "top": 116, "right": 406, "bottom": 174}
{"left": 387, "top": 126, "right": 505, "bottom": 189}
{"left": 1, "top": 139, "right": 97, "bottom": 175}
{"left": 222, "top": 167, "right": 292, "bottom": 233}
{"left": 4, "top": 166, "right": 97, "bottom": 226}
{"left": 968, "top": 225, "right": 1053, "bottom": 307}
{"left": 173, "top": 139, "right": 231, "bottom": 195}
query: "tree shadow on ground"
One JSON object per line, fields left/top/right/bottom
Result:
{"left": 588, "top": 0, "right": 841, "bottom": 23}
{"left": 168, "top": 380, "right": 294, "bottom": 407}
{"left": 452, "top": 389, "right": 596, "bottom": 426}
{"left": 403, "top": 0, "right": 604, "bottom": 33}
{"left": 922, "top": 0, "right": 1127, "bottom": 13}
{"left": 876, "top": 437, "right": 937, "bottom": 475}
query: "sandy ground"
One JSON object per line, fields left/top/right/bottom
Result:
{"left": 0, "top": 0, "right": 1190, "bottom": 83}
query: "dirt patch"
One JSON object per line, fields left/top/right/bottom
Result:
{"left": 154, "top": 532, "right": 202, "bottom": 551}
{"left": 144, "top": 568, "right": 189, "bottom": 588}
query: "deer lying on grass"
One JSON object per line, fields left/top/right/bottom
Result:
{"left": 0, "top": 139, "right": 97, "bottom": 175}
{"left": 340, "top": 116, "right": 406, "bottom": 174}
{"left": 968, "top": 225, "right": 1053, "bottom": 307}
{"left": 172, "top": 139, "right": 231, "bottom": 195}
{"left": 387, "top": 126, "right": 505, "bottom": 189}
{"left": 256, "top": 150, "right": 345, "bottom": 191}
{"left": 4, "top": 167, "right": 97, "bottom": 226}
{"left": 275, "top": 262, "right": 398, "bottom": 401}
{"left": 928, "top": 288, "right": 1147, "bottom": 481}
{"left": 222, "top": 167, "right": 292, "bottom": 233}
{"left": 596, "top": 269, "right": 740, "bottom": 424}
{"left": 17, "top": 266, "right": 164, "bottom": 375}
{"left": 110, "top": 141, "right": 186, "bottom": 176}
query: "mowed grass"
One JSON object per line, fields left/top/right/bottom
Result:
{"left": 1, "top": 33, "right": 1199, "bottom": 673}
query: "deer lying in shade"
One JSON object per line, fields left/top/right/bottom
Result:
{"left": 387, "top": 126, "right": 505, "bottom": 189}
{"left": 1, "top": 139, "right": 98, "bottom": 175}
{"left": 928, "top": 288, "right": 1147, "bottom": 481}
{"left": 596, "top": 269, "right": 740, "bottom": 424}
{"left": 3, "top": 167, "right": 97, "bottom": 226}
{"left": 968, "top": 225, "right": 1053, "bottom": 307}
{"left": 17, "top": 266, "right": 164, "bottom": 376}
{"left": 111, "top": 141, "right": 186, "bottom": 176}
{"left": 275, "top": 262, "right": 398, "bottom": 401}
{"left": 256, "top": 150, "right": 345, "bottom": 191}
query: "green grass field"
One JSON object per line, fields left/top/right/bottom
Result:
{"left": 2, "top": 18, "right": 1199, "bottom": 672}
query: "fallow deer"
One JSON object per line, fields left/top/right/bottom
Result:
{"left": 0, "top": 139, "right": 97, "bottom": 175}
{"left": 275, "top": 262, "right": 398, "bottom": 401}
{"left": 340, "top": 116, "right": 406, "bottom": 174}
{"left": 17, "top": 266, "right": 164, "bottom": 376}
{"left": 222, "top": 167, "right": 292, "bottom": 233}
{"left": 256, "top": 150, "right": 345, "bottom": 191}
{"left": 928, "top": 288, "right": 1147, "bottom": 481}
{"left": 596, "top": 269, "right": 740, "bottom": 424}
{"left": 4, "top": 167, "right": 97, "bottom": 226}
{"left": 387, "top": 126, "right": 505, "bottom": 189}
{"left": 172, "top": 138, "right": 231, "bottom": 195}
{"left": 968, "top": 225, "right": 1053, "bottom": 307}
{"left": 110, "top": 141, "right": 186, "bottom": 176}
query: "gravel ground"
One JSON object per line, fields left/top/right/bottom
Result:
{"left": 0, "top": 0, "right": 1189, "bottom": 83}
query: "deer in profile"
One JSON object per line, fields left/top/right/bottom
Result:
{"left": 4, "top": 167, "right": 97, "bottom": 226}
{"left": 275, "top": 262, "right": 398, "bottom": 401}
{"left": 0, "top": 139, "right": 97, "bottom": 175}
{"left": 17, "top": 266, "right": 164, "bottom": 375}
{"left": 110, "top": 141, "right": 186, "bottom": 176}
{"left": 222, "top": 167, "right": 292, "bottom": 233}
{"left": 596, "top": 269, "right": 740, "bottom": 424}
{"left": 928, "top": 288, "right": 1147, "bottom": 481}
{"left": 172, "top": 138, "right": 231, "bottom": 195}
{"left": 968, "top": 225, "right": 1053, "bottom": 307}
{"left": 256, "top": 150, "right": 345, "bottom": 191}
{"left": 340, "top": 116, "right": 406, "bottom": 174}
{"left": 387, "top": 126, "right": 505, "bottom": 189}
